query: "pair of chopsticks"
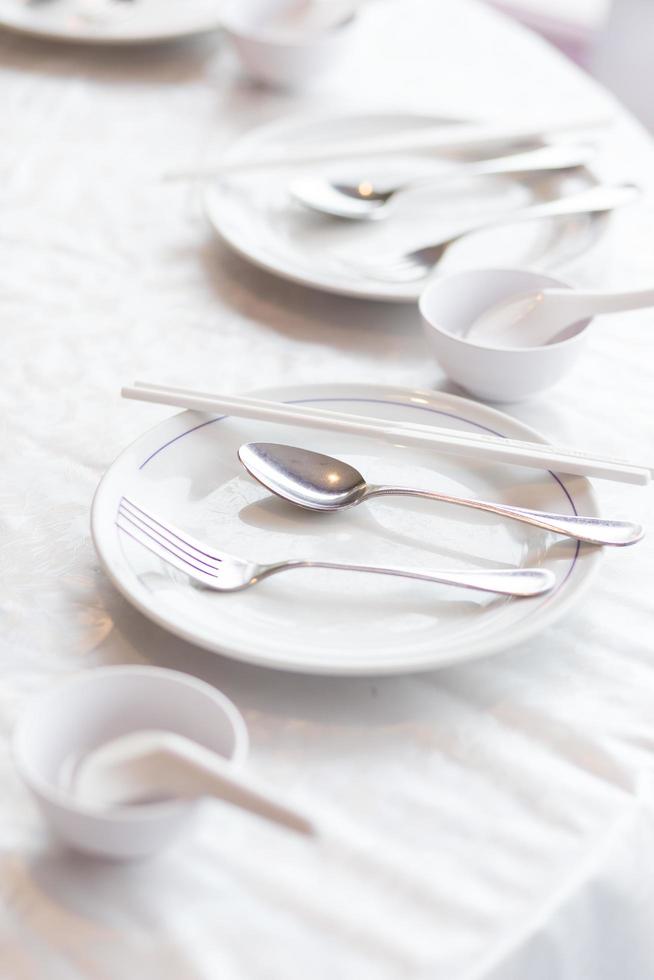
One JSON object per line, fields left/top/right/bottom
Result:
{"left": 165, "top": 115, "right": 611, "bottom": 181}
{"left": 122, "top": 382, "right": 652, "bottom": 485}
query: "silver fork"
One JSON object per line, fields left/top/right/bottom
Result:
{"left": 116, "top": 498, "right": 555, "bottom": 598}
{"left": 347, "top": 183, "right": 639, "bottom": 283}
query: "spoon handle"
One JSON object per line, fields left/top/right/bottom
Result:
{"left": 450, "top": 144, "right": 595, "bottom": 182}
{"left": 462, "top": 183, "right": 639, "bottom": 238}
{"left": 399, "top": 145, "right": 595, "bottom": 195}
{"left": 461, "top": 143, "right": 595, "bottom": 177}
{"left": 542, "top": 286, "right": 654, "bottom": 318}
{"left": 364, "top": 486, "right": 643, "bottom": 546}
{"left": 172, "top": 741, "right": 315, "bottom": 837}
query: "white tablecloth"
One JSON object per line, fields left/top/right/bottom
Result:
{"left": 1, "top": 2, "right": 654, "bottom": 977}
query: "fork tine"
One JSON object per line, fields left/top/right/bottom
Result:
{"left": 116, "top": 512, "right": 220, "bottom": 581}
{"left": 122, "top": 498, "right": 222, "bottom": 564}
{"left": 119, "top": 498, "right": 222, "bottom": 571}
{"left": 116, "top": 510, "right": 220, "bottom": 582}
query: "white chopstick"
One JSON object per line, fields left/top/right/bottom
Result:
{"left": 164, "top": 115, "right": 611, "bottom": 181}
{"left": 122, "top": 382, "right": 652, "bottom": 485}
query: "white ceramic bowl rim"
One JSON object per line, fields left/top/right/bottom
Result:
{"left": 12, "top": 665, "right": 250, "bottom": 823}
{"left": 221, "top": 2, "right": 356, "bottom": 47}
{"left": 419, "top": 268, "right": 592, "bottom": 353}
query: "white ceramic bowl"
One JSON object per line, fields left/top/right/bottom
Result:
{"left": 12, "top": 666, "right": 249, "bottom": 860}
{"left": 221, "top": 0, "right": 356, "bottom": 89}
{"left": 419, "top": 268, "right": 590, "bottom": 402}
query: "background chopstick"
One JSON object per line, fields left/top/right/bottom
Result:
{"left": 164, "top": 116, "right": 611, "bottom": 181}
{"left": 122, "top": 382, "right": 652, "bottom": 485}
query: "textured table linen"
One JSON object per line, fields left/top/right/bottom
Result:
{"left": 1, "top": 1, "right": 654, "bottom": 977}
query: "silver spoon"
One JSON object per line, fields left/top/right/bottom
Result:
{"left": 291, "top": 143, "right": 597, "bottom": 220}
{"left": 238, "top": 443, "right": 644, "bottom": 547}
{"left": 344, "top": 183, "right": 640, "bottom": 282}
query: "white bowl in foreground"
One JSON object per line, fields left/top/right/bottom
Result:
{"left": 12, "top": 666, "right": 248, "bottom": 860}
{"left": 419, "top": 268, "right": 590, "bottom": 402}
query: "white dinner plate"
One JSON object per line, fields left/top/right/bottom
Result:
{"left": 91, "top": 383, "right": 602, "bottom": 675}
{"left": 0, "top": 0, "right": 222, "bottom": 45}
{"left": 205, "top": 111, "right": 606, "bottom": 303}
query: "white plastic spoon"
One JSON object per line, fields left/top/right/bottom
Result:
{"left": 70, "top": 730, "right": 315, "bottom": 837}
{"left": 466, "top": 284, "right": 654, "bottom": 348}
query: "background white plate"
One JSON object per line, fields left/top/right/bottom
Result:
{"left": 92, "top": 384, "right": 602, "bottom": 675}
{"left": 0, "top": 0, "right": 222, "bottom": 44}
{"left": 205, "top": 111, "right": 607, "bottom": 302}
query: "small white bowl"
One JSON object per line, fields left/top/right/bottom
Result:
{"left": 221, "top": 0, "right": 356, "bottom": 89}
{"left": 12, "top": 666, "right": 249, "bottom": 860}
{"left": 419, "top": 268, "right": 590, "bottom": 403}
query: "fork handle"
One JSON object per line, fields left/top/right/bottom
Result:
{"left": 364, "top": 486, "right": 643, "bottom": 546}
{"left": 262, "top": 561, "right": 553, "bottom": 597}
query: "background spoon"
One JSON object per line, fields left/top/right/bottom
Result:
{"left": 464, "top": 283, "right": 654, "bottom": 347}
{"left": 345, "top": 183, "right": 640, "bottom": 281}
{"left": 238, "top": 443, "right": 644, "bottom": 546}
{"left": 291, "top": 143, "right": 596, "bottom": 220}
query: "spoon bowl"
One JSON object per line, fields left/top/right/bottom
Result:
{"left": 239, "top": 441, "right": 367, "bottom": 510}
{"left": 420, "top": 268, "right": 591, "bottom": 401}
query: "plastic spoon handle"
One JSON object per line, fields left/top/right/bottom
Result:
{"left": 466, "top": 282, "right": 654, "bottom": 347}
{"left": 168, "top": 739, "right": 315, "bottom": 836}
{"left": 540, "top": 286, "right": 654, "bottom": 319}
{"left": 73, "top": 731, "right": 315, "bottom": 836}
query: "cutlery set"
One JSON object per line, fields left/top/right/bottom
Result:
{"left": 112, "top": 380, "right": 646, "bottom": 607}
{"left": 113, "top": 416, "right": 643, "bottom": 605}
